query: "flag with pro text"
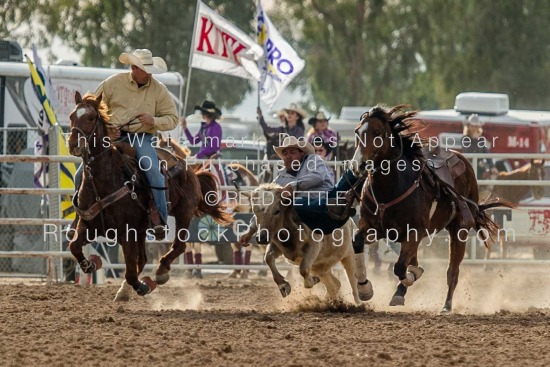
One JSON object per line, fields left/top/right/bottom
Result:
{"left": 257, "top": 1, "right": 305, "bottom": 108}
{"left": 191, "top": 1, "right": 264, "bottom": 80}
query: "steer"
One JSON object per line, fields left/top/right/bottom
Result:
{"left": 241, "top": 183, "right": 361, "bottom": 304}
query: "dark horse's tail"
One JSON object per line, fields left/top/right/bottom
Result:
{"left": 475, "top": 197, "right": 516, "bottom": 244}
{"left": 195, "top": 170, "right": 234, "bottom": 226}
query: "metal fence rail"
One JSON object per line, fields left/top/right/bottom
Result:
{"left": 1, "top": 151, "right": 549, "bottom": 281}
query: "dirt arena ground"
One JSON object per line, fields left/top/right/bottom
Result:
{"left": 1, "top": 261, "right": 549, "bottom": 367}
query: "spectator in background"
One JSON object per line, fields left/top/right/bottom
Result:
{"left": 262, "top": 109, "right": 286, "bottom": 159}
{"left": 257, "top": 103, "right": 306, "bottom": 159}
{"left": 180, "top": 100, "right": 224, "bottom": 279}
{"left": 181, "top": 100, "right": 223, "bottom": 159}
{"left": 314, "top": 141, "right": 335, "bottom": 181}
{"left": 306, "top": 112, "right": 339, "bottom": 160}
{"left": 462, "top": 114, "right": 498, "bottom": 179}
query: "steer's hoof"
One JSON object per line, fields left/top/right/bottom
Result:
{"left": 304, "top": 276, "right": 320, "bottom": 289}
{"left": 358, "top": 280, "right": 374, "bottom": 301}
{"left": 278, "top": 282, "right": 291, "bottom": 297}
{"left": 389, "top": 295, "right": 405, "bottom": 306}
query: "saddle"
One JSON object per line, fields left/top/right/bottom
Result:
{"left": 423, "top": 146, "right": 466, "bottom": 188}
{"left": 422, "top": 146, "right": 474, "bottom": 228}
{"left": 113, "top": 141, "right": 185, "bottom": 227}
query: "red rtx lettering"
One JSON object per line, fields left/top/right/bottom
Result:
{"left": 196, "top": 16, "right": 247, "bottom": 65}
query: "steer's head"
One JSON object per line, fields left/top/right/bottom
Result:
{"left": 247, "top": 183, "right": 293, "bottom": 244}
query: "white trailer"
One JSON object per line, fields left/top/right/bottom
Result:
{"left": 0, "top": 60, "right": 185, "bottom": 154}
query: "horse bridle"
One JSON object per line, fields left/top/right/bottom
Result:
{"left": 355, "top": 115, "right": 405, "bottom": 175}
{"left": 70, "top": 106, "right": 101, "bottom": 158}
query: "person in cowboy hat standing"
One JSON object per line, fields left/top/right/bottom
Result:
{"left": 257, "top": 103, "right": 306, "bottom": 159}
{"left": 73, "top": 48, "right": 177, "bottom": 237}
{"left": 306, "top": 112, "right": 340, "bottom": 160}
{"left": 180, "top": 100, "right": 223, "bottom": 159}
{"left": 462, "top": 113, "right": 498, "bottom": 179}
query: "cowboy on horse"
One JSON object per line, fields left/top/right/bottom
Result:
{"left": 73, "top": 48, "right": 177, "bottom": 237}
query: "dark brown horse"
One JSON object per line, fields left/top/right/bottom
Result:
{"left": 350, "top": 105, "right": 513, "bottom": 314}
{"left": 492, "top": 160, "right": 545, "bottom": 203}
{"left": 67, "top": 92, "right": 232, "bottom": 301}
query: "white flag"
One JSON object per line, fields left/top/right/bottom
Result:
{"left": 191, "top": 1, "right": 263, "bottom": 80}
{"left": 257, "top": 1, "right": 305, "bottom": 108}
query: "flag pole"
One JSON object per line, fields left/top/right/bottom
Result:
{"left": 183, "top": 0, "right": 201, "bottom": 119}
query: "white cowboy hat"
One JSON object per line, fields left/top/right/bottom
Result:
{"left": 274, "top": 134, "right": 315, "bottom": 158}
{"left": 284, "top": 103, "right": 308, "bottom": 119}
{"left": 309, "top": 111, "right": 331, "bottom": 125}
{"left": 119, "top": 49, "right": 167, "bottom": 74}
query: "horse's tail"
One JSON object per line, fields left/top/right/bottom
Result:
{"left": 195, "top": 170, "right": 234, "bottom": 226}
{"left": 475, "top": 197, "right": 516, "bottom": 244}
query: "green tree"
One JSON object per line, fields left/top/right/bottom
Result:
{"left": 277, "top": 0, "right": 550, "bottom": 112}
{"left": 274, "top": 0, "right": 437, "bottom": 114}
{"left": 0, "top": 0, "right": 258, "bottom": 112}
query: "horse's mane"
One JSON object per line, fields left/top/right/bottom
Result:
{"left": 82, "top": 92, "right": 112, "bottom": 126}
{"left": 497, "top": 162, "right": 530, "bottom": 179}
{"left": 361, "top": 104, "right": 426, "bottom": 159}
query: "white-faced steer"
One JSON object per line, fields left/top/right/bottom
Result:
{"left": 242, "top": 183, "right": 361, "bottom": 304}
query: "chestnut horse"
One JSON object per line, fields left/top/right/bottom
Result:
{"left": 67, "top": 92, "right": 232, "bottom": 301}
{"left": 350, "top": 105, "right": 514, "bottom": 314}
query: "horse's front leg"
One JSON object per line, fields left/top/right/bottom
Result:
{"left": 265, "top": 244, "right": 290, "bottom": 297}
{"left": 68, "top": 224, "right": 102, "bottom": 274}
{"left": 299, "top": 242, "right": 322, "bottom": 289}
{"left": 155, "top": 211, "right": 193, "bottom": 284}
{"left": 114, "top": 238, "right": 156, "bottom": 302}
{"left": 390, "top": 240, "right": 423, "bottom": 306}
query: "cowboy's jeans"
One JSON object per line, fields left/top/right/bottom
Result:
{"left": 74, "top": 133, "right": 168, "bottom": 224}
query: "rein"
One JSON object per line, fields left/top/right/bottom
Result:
{"left": 362, "top": 160, "right": 427, "bottom": 224}
{"left": 72, "top": 111, "right": 147, "bottom": 224}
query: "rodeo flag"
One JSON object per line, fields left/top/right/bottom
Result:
{"left": 257, "top": 1, "right": 305, "bottom": 108}
{"left": 191, "top": 1, "right": 263, "bottom": 80}
{"left": 28, "top": 47, "right": 76, "bottom": 219}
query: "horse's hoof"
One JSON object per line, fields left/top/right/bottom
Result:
{"left": 88, "top": 255, "right": 103, "bottom": 271}
{"left": 440, "top": 307, "right": 452, "bottom": 315}
{"left": 155, "top": 272, "right": 170, "bottom": 285}
{"left": 407, "top": 265, "right": 424, "bottom": 280}
{"left": 304, "top": 276, "right": 320, "bottom": 289}
{"left": 358, "top": 280, "right": 374, "bottom": 301}
{"left": 141, "top": 276, "right": 157, "bottom": 294}
{"left": 389, "top": 295, "right": 405, "bottom": 306}
{"left": 278, "top": 282, "right": 291, "bottom": 297}
{"left": 228, "top": 270, "right": 239, "bottom": 279}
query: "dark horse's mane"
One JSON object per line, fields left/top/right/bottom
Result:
{"left": 81, "top": 92, "right": 112, "bottom": 126}
{"left": 361, "top": 104, "right": 426, "bottom": 160}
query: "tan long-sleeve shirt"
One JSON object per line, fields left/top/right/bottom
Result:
{"left": 95, "top": 72, "right": 178, "bottom": 133}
